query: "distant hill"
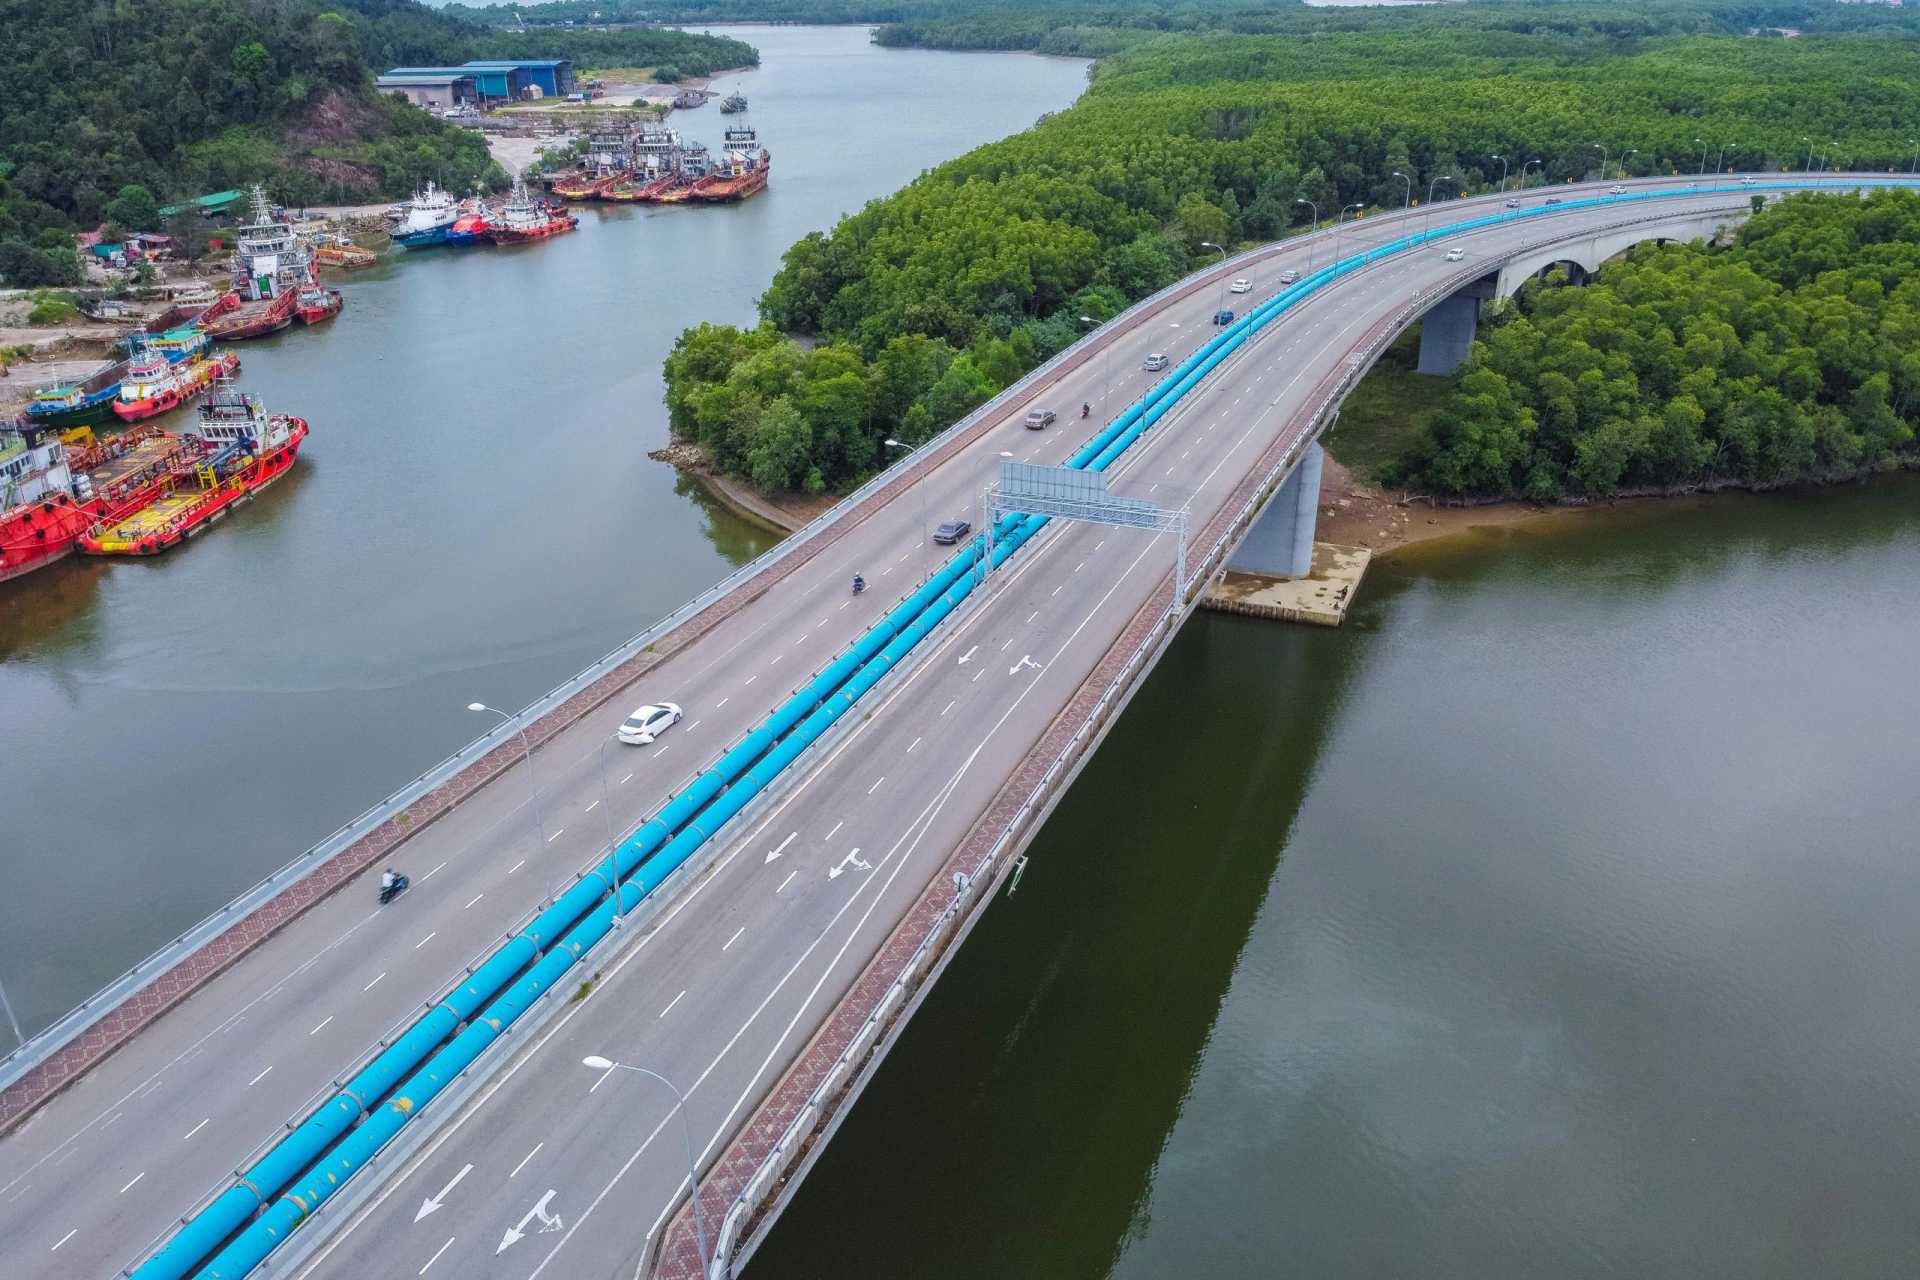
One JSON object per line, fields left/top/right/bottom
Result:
{"left": 0, "top": 0, "right": 756, "bottom": 284}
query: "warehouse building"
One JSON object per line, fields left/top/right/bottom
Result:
{"left": 463, "top": 59, "right": 576, "bottom": 99}
{"left": 376, "top": 69, "right": 482, "bottom": 110}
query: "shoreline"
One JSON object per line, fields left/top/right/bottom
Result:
{"left": 649, "top": 442, "right": 826, "bottom": 535}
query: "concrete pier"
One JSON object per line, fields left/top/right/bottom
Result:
{"left": 1227, "top": 442, "right": 1324, "bottom": 578}
{"left": 1202, "top": 542, "right": 1372, "bottom": 626}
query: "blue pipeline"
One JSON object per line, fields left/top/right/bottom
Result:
{"left": 142, "top": 176, "right": 1918, "bottom": 1280}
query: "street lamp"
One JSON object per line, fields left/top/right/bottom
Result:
{"left": 1422, "top": 175, "right": 1453, "bottom": 239}
{"left": 0, "top": 974, "right": 23, "bottom": 1050}
{"left": 1695, "top": 137, "right": 1708, "bottom": 175}
{"left": 1716, "top": 141, "right": 1733, "bottom": 174}
{"left": 1519, "top": 158, "right": 1543, "bottom": 189}
{"left": 468, "top": 702, "right": 553, "bottom": 906}
{"left": 1619, "top": 148, "right": 1638, "bottom": 180}
{"left": 581, "top": 1057, "right": 709, "bottom": 1272}
{"left": 1294, "top": 197, "right": 1318, "bottom": 273}
{"left": 1199, "top": 240, "right": 1228, "bottom": 316}
{"left": 1490, "top": 154, "right": 1509, "bottom": 192}
{"left": 1332, "top": 202, "right": 1365, "bottom": 267}
{"left": 1591, "top": 141, "right": 1610, "bottom": 182}
{"left": 1910, "top": 140, "right": 1918, "bottom": 174}
{"left": 1390, "top": 170, "right": 1411, "bottom": 209}
{"left": 1803, "top": 136, "right": 1815, "bottom": 172}
{"left": 883, "top": 437, "right": 928, "bottom": 578}
{"left": 1077, "top": 313, "right": 1114, "bottom": 413}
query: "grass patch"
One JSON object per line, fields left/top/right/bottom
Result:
{"left": 580, "top": 67, "right": 661, "bottom": 82}
{"left": 1322, "top": 324, "right": 1446, "bottom": 483}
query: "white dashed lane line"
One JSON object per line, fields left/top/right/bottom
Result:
{"left": 51, "top": 1229, "right": 77, "bottom": 1252}
{"left": 464, "top": 893, "right": 484, "bottom": 910}
{"left": 414, "top": 933, "right": 436, "bottom": 950}
{"left": 246, "top": 1066, "right": 272, "bottom": 1088}
{"left": 120, "top": 1171, "right": 146, "bottom": 1194}
{"left": 183, "top": 1118, "right": 210, "bottom": 1141}
{"left": 659, "top": 990, "right": 687, "bottom": 1019}
{"left": 309, "top": 1015, "right": 334, "bottom": 1035}
{"left": 723, "top": 927, "right": 745, "bottom": 951}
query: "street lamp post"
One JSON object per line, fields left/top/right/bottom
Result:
{"left": 1519, "top": 158, "right": 1543, "bottom": 190}
{"left": 1910, "top": 140, "right": 1918, "bottom": 174}
{"left": 1695, "top": 137, "right": 1708, "bottom": 175}
{"left": 882, "top": 437, "right": 928, "bottom": 580}
{"left": 1333, "top": 202, "right": 1365, "bottom": 267}
{"left": 468, "top": 702, "right": 553, "bottom": 906}
{"left": 1200, "top": 240, "right": 1228, "bottom": 317}
{"left": 1391, "top": 170, "right": 1411, "bottom": 209}
{"left": 1591, "top": 142, "right": 1610, "bottom": 182}
{"left": 1078, "top": 314, "right": 1113, "bottom": 414}
{"left": 582, "top": 1057, "right": 709, "bottom": 1272}
{"left": 1491, "top": 154, "right": 1509, "bottom": 192}
{"left": 1294, "top": 197, "right": 1318, "bottom": 273}
{"left": 1803, "top": 136, "right": 1815, "bottom": 172}
{"left": 0, "top": 974, "right": 23, "bottom": 1050}
{"left": 1422, "top": 176, "right": 1453, "bottom": 240}
{"left": 1619, "top": 148, "right": 1638, "bottom": 180}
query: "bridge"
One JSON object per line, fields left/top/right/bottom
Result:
{"left": 0, "top": 174, "right": 1903, "bottom": 1280}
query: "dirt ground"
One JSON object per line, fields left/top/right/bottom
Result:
{"left": 1316, "top": 453, "right": 1564, "bottom": 555}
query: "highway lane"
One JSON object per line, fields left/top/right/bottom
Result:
{"left": 0, "top": 179, "right": 1789, "bottom": 1277}
{"left": 0, "top": 190, "right": 1355, "bottom": 1278}
{"left": 286, "top": 189, "right": 1785, "bottom": 1280}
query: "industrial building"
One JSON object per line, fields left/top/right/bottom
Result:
{"left": 376, "top": 69, "right": 481, "bottom": 110}
{"left": 463, "top": 59, "right": 576, "bottom": 98}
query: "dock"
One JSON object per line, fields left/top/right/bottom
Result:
{"left": 1201, "top": 541, "right": 1372, "bottom": 626}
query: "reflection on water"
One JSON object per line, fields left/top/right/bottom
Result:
{"left": 755, "top": 474, "right": 1920, "bottom": 1280}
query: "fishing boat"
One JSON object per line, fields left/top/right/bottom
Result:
{"left": 23, "top": 359, "right": 130, "bottom": 430}
{"left": 719, "top": 91, "right": 748, "bottom": 114}
{"left": 0, "top": 422, "right": 186, "bottom": 583}
{"left": 80, "top": 386, "right": 307, "bottom": 558}
{"left": 483, "top": 179, "right": 578, "bottom": 244}
{"left": 694, "top": 126, "right": 771, "bottom": 202}
{"left": 204, "top": 187, "right": 313, "bottom": 341}
{"left": 112, "top": 349, "right": 241, "bottom": 421}
{"left": 389, "top": 182, "right": 460, "bottom": 247}
{"left": 296, "top": 287, "right": 344, "bottom": 325}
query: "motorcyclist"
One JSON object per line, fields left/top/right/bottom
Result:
{"left": 381, "top": 868, "right": 400, "bottom": 892}
{"left": 852, "top": 573, "right": 866, "bottom": 594}
{"left": 1081, "top": 402, "right": 1090, "bottom": 418}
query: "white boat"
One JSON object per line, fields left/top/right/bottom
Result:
{"left": 389, "top": 182, "right": 461, "bottom": 247}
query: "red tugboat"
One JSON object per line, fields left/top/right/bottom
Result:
{"left": 203, "top": 186, "right": 314, "bottom": 342}
{"left": 694, "top": 125, "right": 771, "bottom": 202}
{"left": 80, "top": 385, "right": 307, "bottom": 557}
{"left": 0, "top": 423, "right": 187, "bottom": 583}
{"left": 296, "top": 287, "right": 344, "bottom": 325}
{"left": 111, "top": 349, "right": 241, "bottom": 421}
{"left": 483, "top": 178, "right": 578, "bottom": 244}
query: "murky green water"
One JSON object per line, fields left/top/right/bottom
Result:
{"left": 0, "top": 26, "right": 1088, "bottom": 1037}
{"left": 754, "top": 475, "right": 1920, "bottom": 1279}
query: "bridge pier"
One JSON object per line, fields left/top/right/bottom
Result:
{"left": 1415, "top": 278, "right": 1497, "bottom": 375}
{"left": 1227, "top": 441, "right": 1323, "bottom": 578}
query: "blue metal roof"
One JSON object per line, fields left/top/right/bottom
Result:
{"left": 463, "top": 59, "right": 570, "bottom": 68}
{"left": 382, "top": 67, "right": 481, "bottom": 78}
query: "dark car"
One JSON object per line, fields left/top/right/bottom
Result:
{"left": 1212, "top": 309, "right": 1235, "bottom": 326}
{"left": 933, "top": 519, "right": 972, "bottom": 545}
{"left": 1544, "top": 196, "right": 1564, "bottom": 205}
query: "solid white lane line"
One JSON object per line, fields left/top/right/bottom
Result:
{"left": 423, "top": 860, "right": 449, "bottom": 881}
{"left": 419, "top": 1236, "right": 454, "bottom": 1275}
{"left": 547, "top": 828, "right": 564, "bottom": 842}
{"left": 907, "top": 737, "right": 922, "bottom": 754}
{"left": 510, "top": 1143, "right": 542, "bottom": 1179}
{"left": 867, "top": 776, "right": 886, "bottom": 795}
{"left": 941, "top": 700, "right": 956, "bottom": 716}
{"left": 723, "top": 927, "right": 745, "bottom": 951}
{"left": 415, "top": 933, "right": 436, "bottom": 950}
{"left": 776, "top": 870, "right": 797, "bottom": 895}
{"left": 309, "top": 1015, "right": 334, "bottom": 1035}
{"left": 659, "top": 990, "right": 687, "bottom": 1019}
{"left": 183, "top": 1117, "right": 210, "bottom": 1141}
{"left": 508, "top": 858, "right": 526, "bottom": 874}
{"left": 364, "top": 972, "right": 385, "bottom": 992}
{"left": 585, "top": 800, "right": 600, "bottom": 812}
{"left": 51, "top": 1229, "right": 77, "bottom": 1251}
{"left": 464, "top": 893, "right": 484, "bottom": 910}
{"left": 247, "top": 1066, "right": 273, "bottom": 1088}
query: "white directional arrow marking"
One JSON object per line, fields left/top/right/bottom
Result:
{"left": 765, "top": 831, "right": 796, "bottom": 865}
{"left": 498, "top": 1189, "right": 564, "bottom": 1254}
{"left": 957, "top": 644, "right": 978, "bottom": 665}
{"left": 414, "top": 1163, "right": 471, "bottom": 1222}
{"left": 827, "top": 848, "right": 872, "bottom": 880}
{"left": 1010, "top": 655, "right": 1043, "bottom": 676}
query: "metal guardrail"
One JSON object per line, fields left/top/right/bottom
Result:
{"left": 698, "top": 193, "right": 1775, "bottom": 1276}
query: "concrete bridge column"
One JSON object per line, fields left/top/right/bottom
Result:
{"left": 1227, "top": 441, "right": 1323, "bottom": 578}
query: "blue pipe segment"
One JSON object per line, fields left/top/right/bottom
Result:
{"left": 139, "top": 174, "right": 1920, "bottom": 1280}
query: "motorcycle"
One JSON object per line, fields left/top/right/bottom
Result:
{"left": 379, "top": 873, "right": 410, "bottom": 905}
{"left": 852, "top": 574, "right": 866, "bottom": 596}
{"left": 1081, "top": 403, "right": 1090, "bottom": 419}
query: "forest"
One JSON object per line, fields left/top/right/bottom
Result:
{"left": 0, "top": 0, "right": 755, "bottom": 285}
{"left": 660, "top": 12, "right": 1920, "bottom": 497}
{"left": 1385, "top": 190, "right": 1920, "bottom": 498}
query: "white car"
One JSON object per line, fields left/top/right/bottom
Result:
{"left": 618, "top": 701, "right": 683, "bottom": 745}
{"left": 1609, "top": 184, "right": 1627, "bottom": 195}
{"left": 1740, "top": 175, "right": 1757, "bottom": 186}
{"left": 1228, "top": 277, "right": 1252, "bottom": 294}
{"left": 1444, "top": 247, "right": 1465, "bottom": 261}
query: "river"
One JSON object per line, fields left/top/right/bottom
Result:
{"left": 0, "top": 26, "right": 1088, "bottom": 1038}
{"left": 751, "top": 475, "right": 1920, "bottom": 1278}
